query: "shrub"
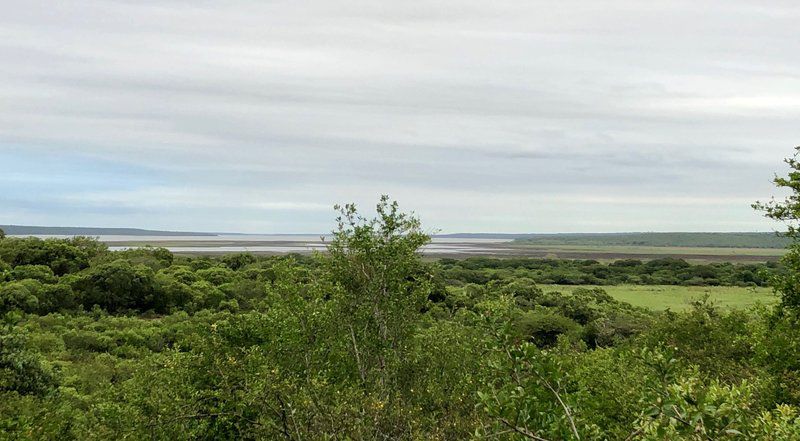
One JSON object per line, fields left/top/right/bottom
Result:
{"left": 515, "top": 310, "right": 580, "bottom": 347}
{"left": 0, "top": 330, "right": 58, "bottom": 396}
{"left": 71, "top": 260, "right": 158, "bottom": 313}
{"left": 10, "top": 265, "right": 56, "bottom": 284}
{"left": 196, "top": 266, "right": 236, "bottom": 285}
{"left": 0, "top": 281, "right": 41, "bottom": 314}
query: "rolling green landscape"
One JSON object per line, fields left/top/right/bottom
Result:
{"left": 4, "top": 1, "right": 799, "bottom": 439}
{"left": 7, "top": 0, "right": 800, "bottom": 438}
{"left": 513, "top": 232, "right": 790, "bottom": 249}
{"left": 502, "top": 233, "right": 789, "bottom": 264}
{"left": 4, "top": 177, "right": 800, "bottom": 439}
{"left": 503, "top": 243, "right": 786, "bottom": 263}
{"left": 540, "top": 284, "right": 776, "bottom": 311}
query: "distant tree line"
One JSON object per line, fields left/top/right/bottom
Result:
{"left": 0, "top": 235, "right": 777, "bottom": 319}
{"left": 439, "top": 256, "right": 775, "bottom": 287}
{"left": 2, "top": 191, "right": 800, "bottom": 439}
{"left": 514, "top": 232, "right": 790, "bottom": 248}
{"left": 4, "top": 144, "right": 800, "bottom": 439}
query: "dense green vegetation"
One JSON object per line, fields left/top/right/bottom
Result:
{"left": 0, "top": 207, "right": 796, "bottom": 439}
{"left": 4, "top": 149, "right": 800, "bottom": 439}
{"left": 514, "top": 232, "right": 789, "bottom": 249}
{"left": 439, "top": 256, "right": 776, "bottom": 287}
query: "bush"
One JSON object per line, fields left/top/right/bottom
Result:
{"left": 11, "top": 265, "right": 56, "bottom": 284}
{"left": 37, "top": 283, "right": 76, "bottom": 313}
{"left": 558, "top": 287, "right": 615, "bottom": 324}
{"left": 0, "top": 236, "right": 106, "bottom": 275}
{"left": 0, "top": 329, "right": 58, "bottom": 396}
{"left": 196, "top": 266, "right": 236, "bottom": 285}
{"left": 0, "top": 281, "right": 41, "bottom": 314}
{"left": 62, "top": 330, "right": 115, "bottom": 353}
{"left": 515, "top": 310, "right": 580, "bottom": 347}
{"left": 94, "top": 247, "right": 174, "bottom": 270}
{"left": 155, "top": 275, "right": 197, "bottom": 312}
{"left": 71, "top": 260, "right": 158, "bottom": 313}
{"left": 500, "top": 278, "right": 543, "bottom": 309}
{"left": 221, "top": 253, "right": 257, "bottom": 270}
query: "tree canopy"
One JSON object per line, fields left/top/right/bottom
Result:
{"left": 0, "top": 178, "right": 799, "bottom": 439}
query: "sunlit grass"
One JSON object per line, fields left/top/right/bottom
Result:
{"left": 540, "top": 284, "right": 777, "bottom": 311}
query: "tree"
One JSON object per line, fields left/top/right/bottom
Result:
{"left": 10, "top": 264, "right": 56, "bottom": 283}
{"left": 71, "top": 259, "right": 158, "bottom": 312}
{"left": 0, "top": 236, "right": 106, "bottom": 275}
{"left": 326, "top": 195, "right": 432, "bottom": 391}
{"left": 0, "top": 328, "right": 58, "bottom": 396}
{"left": 0, "top": 227, "right": 5, "bottom": 240}
{"left": 0, "top": 281, "right": 40, "bottom": 314}
{"left": 754, "top": 146, "right": 800, "bottom": 239}
{"left": 754, "top": 146, "right": 800, "bottom": 312}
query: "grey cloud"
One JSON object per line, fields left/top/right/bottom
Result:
{"left": 0, "top": 0, "right": 797, "bottom": 232}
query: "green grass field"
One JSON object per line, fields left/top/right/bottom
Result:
{"left": 540, "top": 284, "right": 778, "bottom": 311}
{"left": 512, "top": 244, "right": 786, "bottom": 257}
{"left": 505, "top": 243, "right": 785, "bottom": 263}
{"left": 513, "top": 232, "right": 789, "bottom": 248}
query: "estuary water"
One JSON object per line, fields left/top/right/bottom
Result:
{"left": 13, "top": 234, "right": 515, "bottom": 256}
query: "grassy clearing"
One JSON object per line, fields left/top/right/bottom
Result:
{"left": 512, "top": 232, "right": 789, "bottom": 248}
{"left": 513, "top": 244, "right": 786, "bottom": 256}
{"left": 540, "top": 284, "right": 778, "bottom": 311}
{"left": 502, "top": 243, "right": 785, "bottom": 263}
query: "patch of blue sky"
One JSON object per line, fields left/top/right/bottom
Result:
{"left": 0, "top": 145, "right": 173, "bottom": 224}
{"left": 0, "top": 145, "right": 167, "bottom": 194}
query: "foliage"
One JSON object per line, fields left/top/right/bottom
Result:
{"left": 440, "top": 256, "right": 774, "bottom": 288}
{"left": 0, "top": 194, "right": 799, "bottom": 439}
{"left": 0, "top": 236, "right": 107, "bottom": 276}
{"left": 754, "top": 146, "right": 800, "bottom": 312}
{"left": 514, "top": 232, "right": 789, "bottom": 249}
{"left": 0, "top": 328, "right": 58, "bottom": 396}
{"left": 326, "top": 195, "right": 432, "bottom": 391}
{"left": 71, "top": 259, "right": 159, "bottom": 313}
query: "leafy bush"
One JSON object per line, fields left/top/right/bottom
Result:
{"left": 0, "top": 329, "right": 58, "bottom": 396}
{"left": 0, "top": 281, "right": 41, "bottom": 314}
{"left": 71, "top": 260, "right": 158, "bottom": 313}
{"left": 0, "top": 194, "right": 797, "bottom": 439}
{"left": 515, "top": 310, "right": 580, "bottom": 347}
{"left": 10, "top": 265, "right": 56, "bottom": 284}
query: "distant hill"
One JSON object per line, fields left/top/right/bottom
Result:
{"left": 1, "top": 225, "right": 218, "bottom": 237}
{"left": 513, "top": 232, "right": 789, "bottom": 249}
{"left": 1, "top": 227, "right": 788, "bottom": 249}
{"left": 434, "top": 233, "right": 533, "bottom": 239}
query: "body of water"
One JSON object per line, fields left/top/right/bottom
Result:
{"left": 13, "top": 234, "right": 515, "bottom": 255}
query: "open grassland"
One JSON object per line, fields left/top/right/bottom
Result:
{"left": 513, "top": 232, "right": 789, "bottom": 248}
{"left": 540, "top": 284, "right": 777, "bottom": 311}
{"left": 507, "top": 243, "right": 785, "bottom": 263}
{"left": 512, "top": 244, "right": 786, "bottom": 256}
{"left": 105, "top": 239, "right": 785, "bottom": 263}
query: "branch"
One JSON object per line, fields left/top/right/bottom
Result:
{"left": 538, "top": 376, "right": 580, "bottom": 441}
{"left": 348, "top": 324, "right": 366, "bottom": 383}
{"left": 623, "top": 427, "right": 643, "bottom": 441}
{"left": 498, "top": 418, "right": 552, "bottom": 441}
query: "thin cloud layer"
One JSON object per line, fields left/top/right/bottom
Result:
{"left": 1, "top": 1, "right": 797, "bottom": 232}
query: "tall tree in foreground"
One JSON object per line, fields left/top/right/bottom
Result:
{"left": 754, "top": 146, "right": 800, "bottom": 313}
{"left": 326, "top": 195, "right": 432, "bottom": 392}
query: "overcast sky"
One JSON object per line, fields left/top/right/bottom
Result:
{"left": 1, "top": 1, "right": 798, "bottom": 233}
